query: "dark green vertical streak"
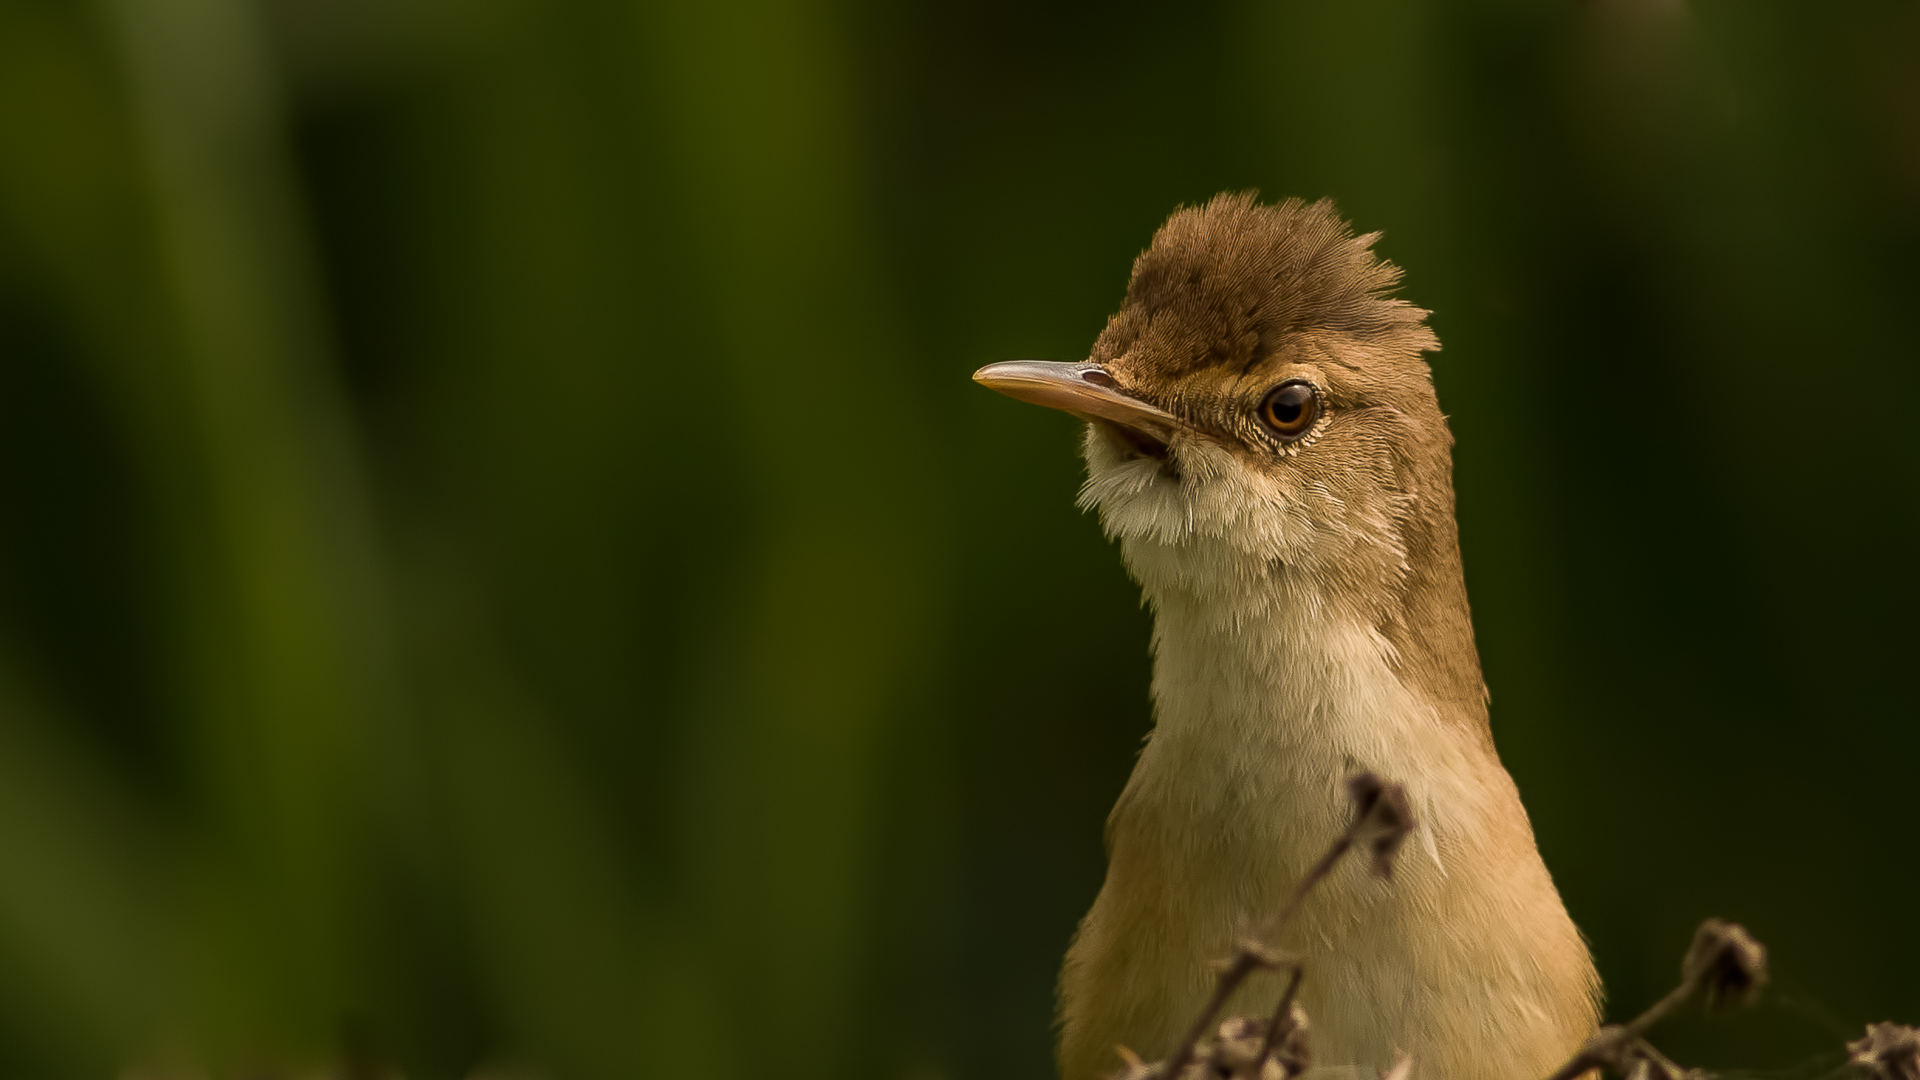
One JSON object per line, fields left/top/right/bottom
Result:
{"left": 95, "top": 0, "right": 401, "bottom": 1060}
{"left": 632, "top": 0, "right": 950, "bottom": 1072}
{"left": 0, "top": 6, "right": 179, "bottom": 1069}
{"left": 0, "top": 666, "right": 162, "bottom": 1076}
{"left": 354, "top": 4, "right": 731, "bottom": 1074}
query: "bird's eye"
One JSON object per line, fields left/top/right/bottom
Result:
{"left": 1258, "top": 381, "right": 1320, "bottom": 440}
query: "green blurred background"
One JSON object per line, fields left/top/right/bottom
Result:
{"left": 1, "top": 0, "right": 1916, "bottom": 1076}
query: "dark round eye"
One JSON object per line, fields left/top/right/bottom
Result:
{"left": 1258, "top": 381, "right": 1320, "bottom": 440}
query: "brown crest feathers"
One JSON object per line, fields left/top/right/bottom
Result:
{"left": 1092, "top": 192, "right": 1437, "bottom": 376}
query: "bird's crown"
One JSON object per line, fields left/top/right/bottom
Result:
{"left": 1093, "top": 191, "right": 1436, "bottom": 388}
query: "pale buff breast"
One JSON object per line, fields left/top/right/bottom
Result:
{"left": 1056, "top": 541, "right": 1596, "bottom": 1080}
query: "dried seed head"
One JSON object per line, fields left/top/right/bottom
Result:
{"left": 1347, "top": 773, "right": 1416, "bottom": 879}
{"left": 1208, "top": 1016, "right": 1269, "bottom": 1078}
{"left": 1131, "top": 1016, "right": 1290, "bottom": 1080}
{"left": 1681, "top": 919, "right": 1769, "bottom": 1008}
{"left": 1621, "top": 1055, "right": 1664, "bottom": 1080}
{"left": 1849, "top": 1023, "right": 1920, "bottom": 1080}
{"left": 1218, "top": 940, "right": 1292, "bottom": 971}
{"left": 1620, "top": 1040, "right": 1705, "bottom": 1080}
{"left": 1107, "top": 1044, "right": 1155, "bottom": 1080}
{"left": 1267, "top": 1001, "right": 1312, "bottom": 1079}
{"left": 1581, "top": 1025, "right": 1632, "bottom": 1074}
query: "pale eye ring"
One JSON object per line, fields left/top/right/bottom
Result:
{"left": 1258, "top": 380, "right": 1320, "bottom": 440}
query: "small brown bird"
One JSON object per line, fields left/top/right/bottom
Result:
{"left": 975, "top": 193, "right": 1600, "bottom": 1080}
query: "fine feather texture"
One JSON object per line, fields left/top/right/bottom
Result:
{"left": 1055, "top": 195, "right": 1600, "bottom": 1080}
{"left": 1092, "top": 192, "right": 1436, "bottom": 380}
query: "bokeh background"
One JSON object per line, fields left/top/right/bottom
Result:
{"left": 2, "top": 0, "right": 1917, "bottom": 1077}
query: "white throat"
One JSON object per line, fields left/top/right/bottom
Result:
{"left": 1076, "top": 429, "right": 1476, "bottom": 876}
{"left": 1117, "top": 526, "right": 1461, "bottom": 884}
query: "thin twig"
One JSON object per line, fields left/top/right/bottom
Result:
{"left": 1160, "top": 813, "right": 1364, "bottom": 1079}
{"left": 1255, "top": 965, "right": 1306, "bottom": 1069}
{"left": 1539, "top": 972, "right": 1706, "bottom": 1080}
{"left": 1162, "top": 951, "right": 1268, "bottom": 1080}
{"left": 1542, "top": 919, "right": 1768, "bottom": 1080}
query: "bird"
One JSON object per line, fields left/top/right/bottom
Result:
{"left": 973, "top": 192, "right": 1600, "bottom": 1080}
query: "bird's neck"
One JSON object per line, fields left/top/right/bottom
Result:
{"left": 1116, "top": 529, "right": 1503, "bottom": 850}
{"left": 1089, "top": 531, "right": 1599, "bottom": 1080}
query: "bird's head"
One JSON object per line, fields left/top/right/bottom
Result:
{"left": 978, "top": 194, "right": 1451, "bottom": 610}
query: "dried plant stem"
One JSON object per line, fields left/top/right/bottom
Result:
{"left": 1540, "top": 974, "right": 1702, "bottom": 1080}
{"left": 1161, "top": 817, "right": 1363, "bottom": 1078}
{"left": 1162, "top": 951, "right": 1267, "bottom": 1079}
{"left": 1256, "top": 965, "right": 1306, "bottom": 1065}
{"left": 1539, "top": 919, "right": 1768, "bottom": 1080}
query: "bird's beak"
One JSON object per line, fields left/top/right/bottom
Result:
{"left": 972, "top": 361, "right": 1186, "bottom": 452}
